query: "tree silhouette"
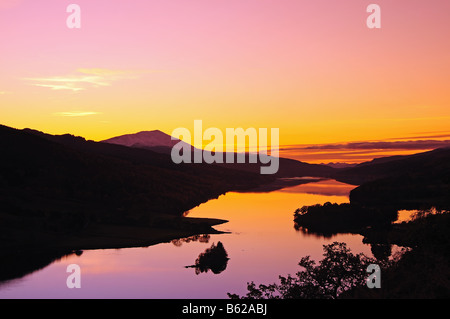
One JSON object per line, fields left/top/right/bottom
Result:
{"left": 293, "top": 203, "right": 397, "bottom": 237}
{"left": 186, "top": 241, "right": 229, "bottom": 275}
{"left": 228, "top": 242, "right": 376, "bottom": 299}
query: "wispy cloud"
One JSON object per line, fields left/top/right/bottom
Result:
{"left": 282, "top": 140, "right": 450, "bottom": 152}
{"left": 53, "top": 111, "right": 102, "bottom": 117}
{"left": 25, "top": 68, "right": 148, "bottom": 92}
{"left": 33, "top": 83, "right": 87, "bottom": 92}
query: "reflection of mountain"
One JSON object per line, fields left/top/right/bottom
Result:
{"left": 185, "top": 241, "right": 229, "bottom": 275}
{"left": 279, "top": 179, "right": 356, "bottom": 196}
{"left": 235, "top": 177, "right": 325, "bottom": 193}
{"left": 0, "top": 250, "right": 75, "bottom": 284}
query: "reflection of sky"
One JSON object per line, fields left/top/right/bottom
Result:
{"left": 0, "top": 181, "right": 374, "bottom": 299}
{"left": 278, "top": 179, "right": 356, "bottom": 196}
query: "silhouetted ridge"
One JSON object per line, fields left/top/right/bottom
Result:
{"left": 101, "top": 130, "right": 337, "bottom": 178}
{"left": 0, "top": 124, "right": 271, "bottom": 251}
{"left": 101, "top": 130, "right": 191, "bottom": 149}
{"left": 332, "top": 148, "right": 450, "bottom": 209}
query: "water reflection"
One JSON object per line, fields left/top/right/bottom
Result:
{"left": 0, "top": 250, "right": 77, "bottom": 285}
{"left": 171, "top": 234, "right": 211, "bottom": 247}
{"left": 293, "top": 201, "right": 407, "bottom": 261}
{"left": 0, "top": 180, "right": 376, "bottom": 298}
{"left": 279, "top": 179, "right": 356, "bottom": 196}
{"left": 185, "top": 242, "right": 229, "bottom": 275}
{"left": 396, "top": 207, "right": 449, "bottom": 224}
{"left": 293, "top": 225, "right": 335, "bottom": 239}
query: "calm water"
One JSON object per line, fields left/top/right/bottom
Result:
{"left": 0, "top": 180, "right": 376, "bottom": 299}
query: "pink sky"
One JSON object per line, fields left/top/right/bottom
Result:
{"left": 1, "top": 0, "right": 450, "bottom": 144}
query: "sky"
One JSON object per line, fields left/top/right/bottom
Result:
{"left": 1, "top": 0, "right": 450, "bottom": 157}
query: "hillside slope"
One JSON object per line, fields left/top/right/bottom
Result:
{"left": 0, "top": 124, "right": 271, "bottom": 250}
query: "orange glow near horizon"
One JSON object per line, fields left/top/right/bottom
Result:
{"left": 1, "top": 0, "right": 450, "bottom": 157}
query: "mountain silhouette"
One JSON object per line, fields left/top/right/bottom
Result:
{"left": 334, "top": 147, "right": 450, "bottom": 209}
{"left": 101, "top": 131, "right": 336, "bottom": 179}
{"left": 0, "top": 124, "right": 271, "bottom": 251}
{"left": 101, "top": 130, "right": 193, "bottom": 152}
{"left": 335, "top": 147, "right": 450, "bottom": 185}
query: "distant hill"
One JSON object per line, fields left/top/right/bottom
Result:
{"left": 101, "top": 130, "right": 337, "bottom": 178}
{"left": 0, "top": 124, "right": 272, "bottom": 250}
{"left": 333, "top": 147, "right": 450, "bottom": 208}
{"left": 101, "top": 130, "right": 193, "bottom": 151}
{"left": 335, "top": 147, "right": 450, "bottom": 185}
{"left": 321, "top": 162, "right": 357, "bottom": 169}
{"left": 215, "top": 156, "right": 336, "bottom": 178}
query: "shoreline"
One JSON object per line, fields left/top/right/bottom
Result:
{"left": 1, "top": 217, "right": 229, "bottom": 253}
{"left": 0, "top": 216, "right": 229, "bottom": 284}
